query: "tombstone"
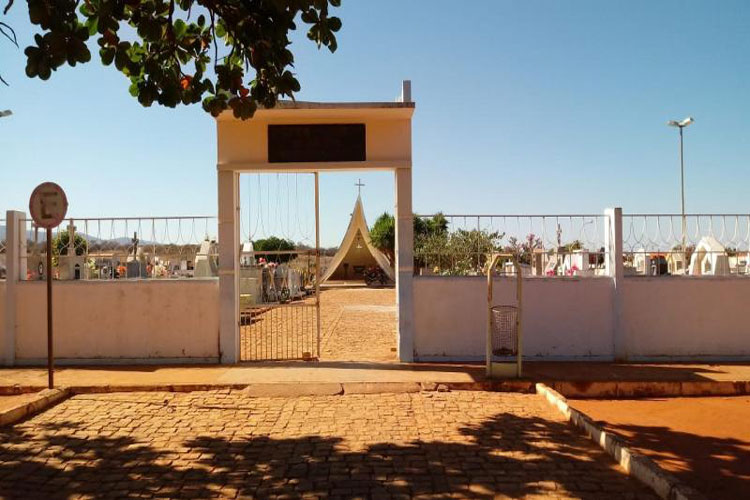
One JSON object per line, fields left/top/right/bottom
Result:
{"left": 194, "top": 239, "right": 219, "bottom": 278}
{"left": 688, "top": 236, "right": 730, "bottom": 276}
{"left": 531, "top": 249, "right": 547, "bottom": 276}
{"left": 667, "top": 252, "right": 686, "bottom": 275}
{"left": 58, "top": 255, "right": 88, "bottom": 280}
{"left": 125, "top": 232, "right": 148, "bottom": 278}
{"left": 543, "top": 254, "right": 559, "bottom": 276}
{"left": 240, "top": 241, "right": 255, "bottom": 267}
{"left": 240, "top": 267, "right": 263, "bottom": 307}
{"left": 633, "top": 248, "right": 651, "bottom": 275}
{"left": 503, "top": 261, "right": 531, "bottom": 276}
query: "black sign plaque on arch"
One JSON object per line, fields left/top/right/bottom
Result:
{"left": 268, "top": 124, "right": 366, "bottom": 163}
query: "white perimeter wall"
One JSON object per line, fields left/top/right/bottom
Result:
{"left": 14, "top": 280, "right": 219, "bottom": 363}
{"left": 622, "top": 277, "right": 750, "bottom": 359}
{"left": 4, "top": 274, "right": 750, "bottom": 364}
{"left": 414, "top": 277, "right": 615, "bottom": 361}
{"left": 414, "top": 275, "right": 750, "bottom": 361}
{"left": 0, "top": 281, "right": 5, "bottom": 361}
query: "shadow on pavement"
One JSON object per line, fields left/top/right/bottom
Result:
{"left": 594, "top": 421, "right": 750, "bottom": 500}
{"left": 0, "top": 412, "right": 656, "bottom": 499}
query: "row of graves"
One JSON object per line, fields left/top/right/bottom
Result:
{"left": 629, "top": 236, "right": 748, "bottom": 276}
{"left": 507, "top": 236, "right": 747, "bottom": 278}
{"left": 25, "top": 224, "right": 205, "bottom": 281}
{"left": 239, "top": 241, "right": 311, "bottom": 310}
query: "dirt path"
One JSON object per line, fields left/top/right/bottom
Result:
{"left": 572, "top": 396, "right": 750, "bottom": 500}
{"left": 241, "top": 287, "right": 397, "bottom": 362}
{"left": 320, "top": 287, "right": 397, "bottom": 362}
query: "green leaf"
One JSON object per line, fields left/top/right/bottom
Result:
{"left": 87, "top": 17, "right": 99, "bottom": 37}
{"left": 174, "top": 19, "right": 187, "bottom": 38}
{"left": 328, "top": 17, "right": 342, "bottom": 32}
{"left": 215, "top": 22, "right": 226, "bottom": 39}
{"left": 25, "top": 60, "right": 38, "bottom": 78}
{"left": 19, "top": 0, "right": 343, "bottom": 120}
{"left": 100, "top": 47, "right": 115, "bottom": 66}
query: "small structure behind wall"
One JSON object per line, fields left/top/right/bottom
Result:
{"left": 320, "top": 195, "right": 395, "bottom": 283}
{"left": 689, "top": 236, "right": 730, "bottom": 276}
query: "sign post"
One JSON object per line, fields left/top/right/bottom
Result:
{"left": 29, "top": 182, "right": 68, "bottom": 389}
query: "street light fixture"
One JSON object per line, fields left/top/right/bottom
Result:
{"left": 0, "top": 110, "right": 12, "bottom": 118}
{"left": 667, "top": 116, "right": 694, "bottom": 264}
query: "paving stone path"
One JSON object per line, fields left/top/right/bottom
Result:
{"left": 0, "top": 390, "right": 656, "bottom": 499}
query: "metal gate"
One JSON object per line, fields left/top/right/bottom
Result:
{"left": 239, "top": 173, "right": 321, "bottom": 361}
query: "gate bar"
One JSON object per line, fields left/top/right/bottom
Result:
{"left": 314, "top": 172, "right": 321, "bottom": 358}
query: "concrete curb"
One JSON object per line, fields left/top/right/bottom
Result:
{"left": 3, "top": 379, "right": 746, "bottom": 397}
{"left": 0, "top": 379, "right": 745, "bottom": 398}
{"left": 535, "top": 383, "right": 705, "bottom": 500}
{"left": 0, "top": 388, "right": 72, "bottom": 427}
{"left": 545, "top": 380, "right": 750, "bottom": 399}
{"left": 0, "top": 380, "right": 536, "bottom": 396}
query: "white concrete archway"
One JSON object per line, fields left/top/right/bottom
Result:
{"left": 215, "top": 83, "right": 415, "bottom": 363}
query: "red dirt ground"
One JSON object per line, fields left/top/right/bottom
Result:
{"left": 0, "top": 393, "right": 38, "bottom": 412}
{"left": 572, "top": 396, "right": 750, "bottom": 500}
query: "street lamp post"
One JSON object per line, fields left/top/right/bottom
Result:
{"left": 667, "top": 116, "right": 694, "bottom": 262}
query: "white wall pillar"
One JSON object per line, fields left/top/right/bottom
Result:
{"left": 217, "top": 170, "right": 240, "bottom": 363}
{"left": 3, "top": 210, "right": 26, "bottom": 366}
{"left": 604, "top": 207, "right": 626, "bottom": 361}
{"left": 395, "top": 167, "right": 414, "bottom": 362}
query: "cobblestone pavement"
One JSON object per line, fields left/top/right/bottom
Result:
{"left": 0, "top": 391, "right": 656, "bottom": 499}
{"left": 241, "top": 288, "right": 397, "bottom": 362}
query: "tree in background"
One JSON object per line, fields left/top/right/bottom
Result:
{"left": 423, "top": 228, "right": 504, "bottom": 276}
{"left": 559, "top": 239, "right": 583, "bottom": 253}
{"left": 52, "top": 228, "right": 87, "bottom": 256}
{"left": 369, "top": 212, "right": 449, "bottom": 267}
{"left": 2, "top": 0, "right": 341, "bottom": 119}
{"left": 369, "top": 212, "right": 396, "bottom": 264}
{"left": 253, "top": 236, "right": 295, "bottom": 263}
{"left": 505, "top": 233, "right": 543, "bottom": 265}
{"left": 51, "top": 228, "right": 88, "bottom": 266}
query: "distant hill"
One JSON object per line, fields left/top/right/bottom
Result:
{"left": 0, "top": 226, "right": 159, "bottom": 246}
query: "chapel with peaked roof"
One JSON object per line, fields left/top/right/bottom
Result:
{"left": 320, "top": 195, "right": 395, "bottom": 283}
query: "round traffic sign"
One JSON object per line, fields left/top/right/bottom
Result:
{"left": 29, "top": 182, "right": 68, "bottom": 229}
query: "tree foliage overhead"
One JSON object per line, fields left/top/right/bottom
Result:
{"left": 3, "top": 0, "right": 342, "bottom": 119}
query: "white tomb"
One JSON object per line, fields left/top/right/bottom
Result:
{"left": 688, "top": 236, "right": 730, "bottom": 276}
{"left": 194, "top": 239, "right": 219, "bottom": 278}
{"left": 633, "top": 248, "right": 651, "bottom": 275}
{"left": 240, "top": 241, "right": 255, "bottom": 267}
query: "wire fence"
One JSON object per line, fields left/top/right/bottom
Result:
{"left": 8, "top": 211, "right": 750, "bottom": 281}
{"left": 414, "top": 214, "right": 608, "bottom": 277}
{"left": 22, "top": 216, "right": 218, "bottom": 280}
{"left": 623, "top": 214, "right": 750, "bottom": 276}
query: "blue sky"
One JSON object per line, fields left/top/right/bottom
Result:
{"left": 2, "top": 1, "right": 749, "bottom": 246}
